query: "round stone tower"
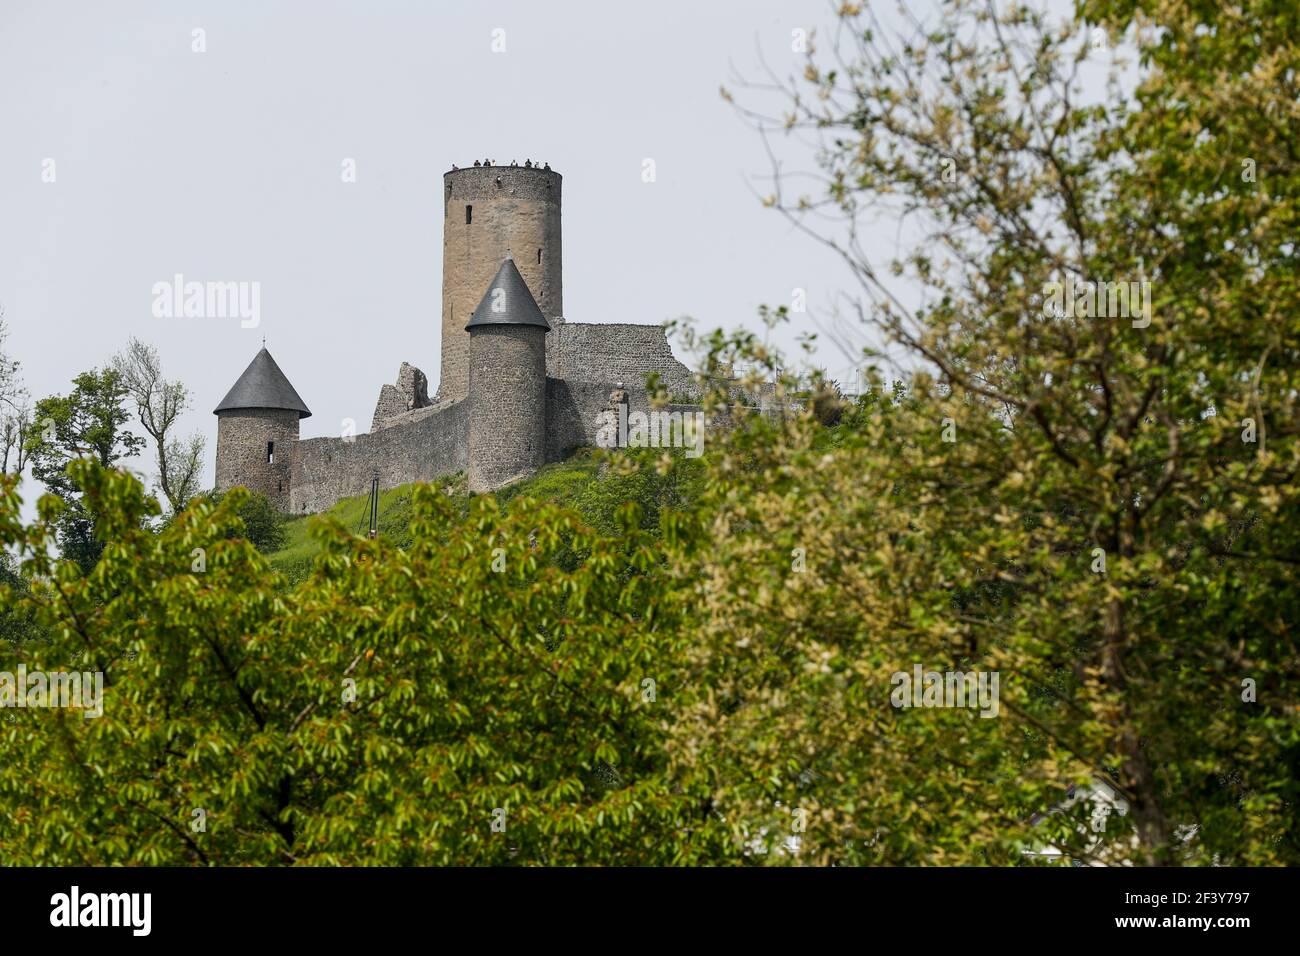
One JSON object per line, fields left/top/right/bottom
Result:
{"left": 440, "top": 162, "right": 562, "bottom": 404}
{"left": 466, "top": 256, "right": 550, "bottom": 492}
{"left": 213, "top": 347, "right": 312, "bottom": 510}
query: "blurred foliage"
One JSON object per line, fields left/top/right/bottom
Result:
{"left": 0, "top": 552, "right": 45, "bottom": 652}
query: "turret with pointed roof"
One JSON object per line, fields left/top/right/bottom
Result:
{"left": 214, "top": 347, "right": 312, "bottom": 418}
{"left": 465, "top": 255, "right": 551, "bottom": 331}
{"left": 466, "top": 256, "right": 549, "bottom": 492}
{"left": 213, "top": 347, "right": 311, "bottom": 510}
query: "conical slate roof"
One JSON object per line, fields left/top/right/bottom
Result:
{"left": 466, "top": 256, "right": 551, "bottom": 331}
{"left": 213, "top": 347, "right": 312, "bottom": 418}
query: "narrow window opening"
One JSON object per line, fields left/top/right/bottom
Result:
{"left": 267, "top": 441, "right": 275, "bottom": 464}
{"left": 537, "top": 247, "right": 542, "bottom": 264}
{"left": 465, "top": 205, "right": 473, "bottom": 224}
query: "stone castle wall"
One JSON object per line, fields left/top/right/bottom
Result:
{"left": 371, "top": 362, "right": 432, "bottom": 431}
{"left": 290, "top": 381, "right": 635, "bottom": 512}
{"left": 286, "top": 375, "right": 760, "bottom": 514}
{"left": 291, "top": 400, "right": 470, "bottom": 514}
{"left": 548, "top": 322, "right": 697, "bottom": 395}
{"left": 370, "top": 323, "right": 698, "bottom": 439}
{"left": 440, "top": 165, "right": 563, "bottom": 403}
{"left": 546, "top": 379, "right": 754, "bottom": 461}
{"left": 214, "top": 408, "right": 299, "bottom": 510}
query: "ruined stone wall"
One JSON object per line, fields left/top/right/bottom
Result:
{"left": 440, "top": 165, "right": 562, "bottom": 403}
{"left": 368, "top": 399, "right": 455, "bottom": 433}
{"left": 547, "top": 379, "right": 634, "bottom": 459}
{"left": 214, "top": 408, "right": 299, "bottom": 510}
{"left": 371, "top": 386, "right": 407, "bottom": 430}
{"left": 371, "top": 362, "right": 431, "bottom": 431}
{"left": 545, "top": 379, "right": 749, "bottom": 462}
{"left": 280, "top": 371, "right": 763, "bottom": 514}
{"left": 548, "top": 323, "right": 697, "bottom": 396}
{"left": 291, "top": 399, "right": 469, "bottom": 514}
{"left": 467, "top": 325, "right": 547, "bottom": 492}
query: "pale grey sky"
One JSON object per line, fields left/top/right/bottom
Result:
{"left": 1, "top": 0, "right": 876, "bottom": 496}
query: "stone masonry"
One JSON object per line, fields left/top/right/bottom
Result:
{"left": 467, "top": 325, "right": 548, "bottom": 492}
{"left": 213, "top": 160, "right": 749, "bottom": 514}
{"left": 371, "top": 361, "right": 432, "bottom": 431}
{"left": 213, "top": 408, "right": 300, "bottom": 511}
{"left": 548, "top": 322, "right": 696, "bottom": 395}
{"left": 439, "top": 165, "right": 563, "bottom": 404}
{"left": 292, "top": 400, "right": 469, "bottom": 514}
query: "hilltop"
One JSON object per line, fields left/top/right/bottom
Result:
{"left": 265, "top": 447, "right": 706, "bottom": 584}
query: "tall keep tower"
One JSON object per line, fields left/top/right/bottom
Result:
{"left": 213, "top": 347, "right": 311, "bottom": 511}
{"left": 439, "top": 163, "right": 562, "bottom": 403}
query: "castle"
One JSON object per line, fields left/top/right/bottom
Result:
{"left": 213, "top": 162, "right": 701, "bottom": 513}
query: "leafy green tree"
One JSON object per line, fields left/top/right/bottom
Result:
{"left": 0, "top": 463, "right": 715, "bottom": 865}
{"left": 0, "top": 552, "right": 44, "bottom": 652}
{"left": 698, "top": 0, "right": 1300, "bottom": 863}
{"left": 0, "top": 310, "right": 33, "bottom": 478}
{"left": 26, "top": 367, "right": 145, "bottom": 573}
{"left": 209, "top": 488, "right": 287, "bottom": 554}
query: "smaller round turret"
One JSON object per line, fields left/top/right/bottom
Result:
{"left": 466, "top": 256, "right": 550, "bottom": 492}
{"left": 213, "top": 347, "right": 311, "bottom": 510}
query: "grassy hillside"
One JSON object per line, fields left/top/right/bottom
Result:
{"left": 267, "top": 447, "right": 704, "bottom": 583}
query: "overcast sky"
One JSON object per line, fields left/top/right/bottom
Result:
{"left": 1, "top": 0, "right": 884, "bottom": 496}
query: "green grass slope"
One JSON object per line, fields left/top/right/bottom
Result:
{"left": 267, "top": 447, "right": 704, "bottom": 583}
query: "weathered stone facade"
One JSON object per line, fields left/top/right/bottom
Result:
{"left": 468, "top": 325, "right": 548, "bottom": 492}
{"left": 371, "top": 362, "right": 432, "bottom": 431}
{"left": 548, "top": 322, "right": 696, "bottom": 394}
{"left": 292, "top": 400, "right": 469, "bottom": 514}
{"left": 213, "top": 161, "right": 749, "bottom": 515}
{"left": 214, "top": 408, "right": 300, "bottom": 510}
{"left": 290, "top": 380, "right": 739, "bottom": 514}
{"left": 544, "top": 380, "right": 744, "bottom": 459}
{"left": 439, "top": 165, "right": 563, "bottom": 404}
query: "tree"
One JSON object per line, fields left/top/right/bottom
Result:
{"left": 113, "top": 337, "right": 205, "bottom": 513}
{"left": 0, "top": 463, "right": 708, "bottom": 865}
{"left": 0, "top": 309, "right": 33, "bottom": 477}
{"left": 163, "top": 432, "right": 206, "bottom": 513}
{"left": 0, "top": 400, "right": 33, "bottom": 478}
{"left": 209, "top": 487, "right": 287, "bottom": 553}
{"left": 27, "top": 368, "right": 146, "bottom": 573}
{"left": 701, "top": 0, "right": 1299, "bottom": 863}
{"left": 0, "top": 551, "right": 45, "bottom": 652}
